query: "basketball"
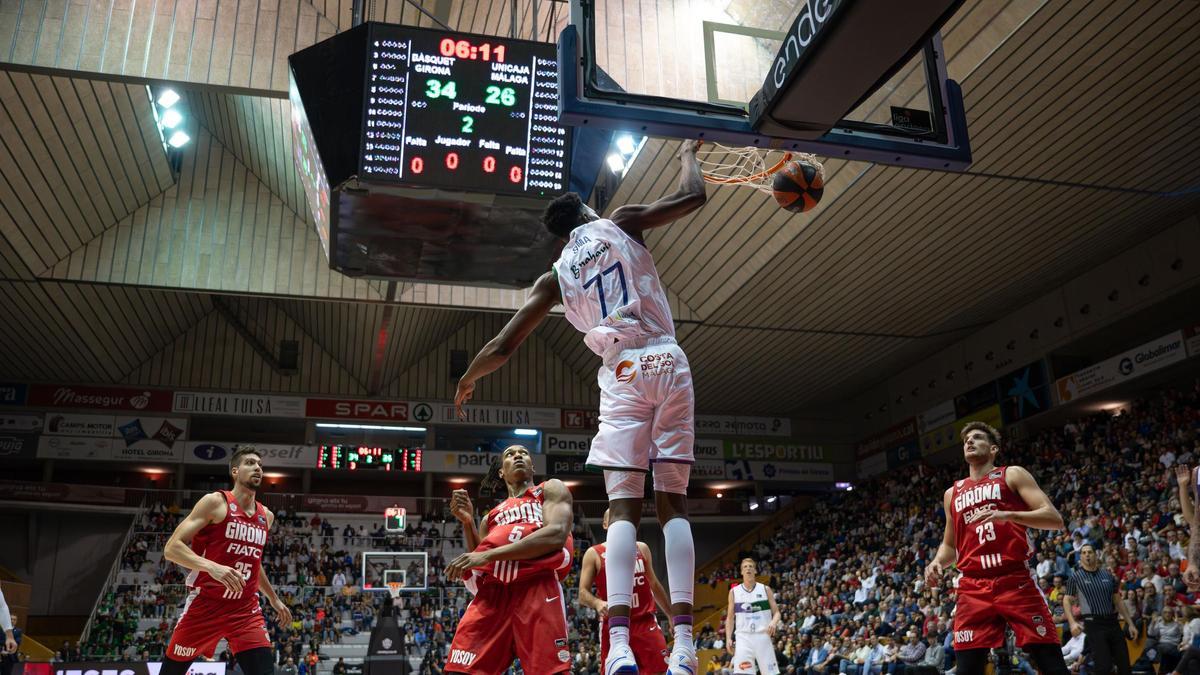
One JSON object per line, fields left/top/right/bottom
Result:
{"left": 772, "top": 158, "right": 825, "bottom": 213}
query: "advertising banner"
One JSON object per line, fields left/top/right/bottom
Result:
{"left": 560, "top": 409, "right": 600, "bottom": 430}
{"left": 424, "top": 450, "right": 547, "bottom": 475}
{"left": 0, "top": 433, "right": 38, "bottom": 460}
{"left": 173, "top": 392, "right": 305, "bottom": 418}
{"left": 36, "top": 436, "right": 115, "bottom": 460}
{"left": 46, "top": 662, "right": 225, "bottom": 675}
{"left": 693, "top": 460, "right": 728, "bottom": 478}
{"left": 696, "top": 415, "right": 790, "bottom": 437}
{"left": 0, "top": 383, "right": 27, "bottom": 406}
{"left": 305, "top": 398, "right": 413, "bottom": 422}
{"left": 436, "top": 403, "right": 559, "bottom": 428}
{"left": 998, "top": 361, "right": 1052, "bottom": 424}
{"left": 917, "top": 400, "right": 956, "bottom": 434}
{"left": 0, "top": 480, "right": 127, "bottom": 505}
{"left": 28, "top": 385, "right": 173, "bottom": 412}
{"left": 1055, "top": 331, "right": 1187, "bottom": 403}
{"left": 183, "top": 442, "right": 318, "bottom": 468}
{"left": 723, "top": 440, "right": 826, "bottom": 462}
{"left": 544, "top": 433, "right": 592, "bottom": 455}
{"left": 723, "top": 460, "right": 834, "bottom": 482}
{"left": 548, "top": 454, "right": 589, "bottom": 475}
{"left": 919, "top": 404, "right": 1003, "bottom": 457}
{"left": 298, "top": 494, "right": 419, "bottom": 514}
{"left": 856, "top": 418, "right": 917, "bottom": 460}
{"left": 0, "top": 413, "right": 43, "bottom": 432}
{"left": 694, "top": 438, "right": 723, "bottom": 460}
{"left": 1186, "top": 324, "right": 1200, "bottom": 358}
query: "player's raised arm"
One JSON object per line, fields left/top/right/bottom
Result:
{"left": 164, "top": 493, "right": 245, "bottom": 596}
{"left": 981, "top": 466, "right": 1064, "bottom": 530}
{"left": 578, "top": 546, "right": 608, "bottom": 618}
{"left": 454, "top": 271, "right": 561, "bottom": 417}
{"left": 924, "top": 487, "right": 957, "bottom": 588}
{"left": 450, "top": 489, "right": 483, "bottom": 551}
{"left": 610, "top": 141, "right": 707, "bottom": 237}
{"left": 637, "top": 541, "right": 671, "bottom": 617}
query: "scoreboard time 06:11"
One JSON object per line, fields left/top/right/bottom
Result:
{"left": 360, "top": 25, "right": 571, "bottom": 197}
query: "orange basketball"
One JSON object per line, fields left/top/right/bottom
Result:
{"left": 772, "top": 159, "right": 825, "bottom": 213}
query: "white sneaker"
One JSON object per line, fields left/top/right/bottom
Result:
{"left": 605, "top": 644, "right": 640, "bottom": 675}
{"left": 666, "top": 647, "right": 698, "bottom": 675}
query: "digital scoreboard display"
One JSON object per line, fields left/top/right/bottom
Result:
{"left": 317, "top": 445, "right": 423, "bottom": 471}
{"left": 360, "top": 25, "right": 571, "bottom": 197}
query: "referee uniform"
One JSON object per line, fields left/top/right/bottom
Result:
{"left": 1066, "top": 567, "right": 1131, "bottom": 675}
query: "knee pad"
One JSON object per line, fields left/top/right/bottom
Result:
{"left": 604, "top": 470, "right": 646, "bottom": 499}
{"left": 652, "top": 462, "right": 690, "bottom": 495}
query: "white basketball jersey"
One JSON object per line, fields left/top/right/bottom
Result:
{"left": 553, "top": 219, "right": 675, "bottom": 356}
{"left": 733, "top": 582, "right": 772, "bottom": 634}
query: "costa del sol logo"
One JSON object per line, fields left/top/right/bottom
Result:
{"left": 615, "top": 360, "right": 636, "bottom": 383}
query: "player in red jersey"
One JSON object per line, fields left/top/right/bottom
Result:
{"left": 924, "top": 421, "right": 1069, "bottom": 675}
{"left": 579, "top": 509, "right": 671, "bottom": 674}
{"left": 444, "top": 444, "right": 574, "bottom": 674}
{"left": 161, "top": 446, "right": 292, "bottom": 675}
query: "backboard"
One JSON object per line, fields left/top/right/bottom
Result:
{"left": 362, "top": 551, "right": 429, "bottom": 593}
{"left": 558, "top": 0, "right": 972, "bottom": 170}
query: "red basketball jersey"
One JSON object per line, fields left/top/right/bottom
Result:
{"left": 950, "top": 466, "right": 1035, "bottom": 577}
{"left": 467, "top": 482, "right": 574, "bottom": 586}
{"left": 593, "top": 543, "right": 656, "bottom": 619}
{"left": 185, "top": 490, "right": 268, "bottom": 606}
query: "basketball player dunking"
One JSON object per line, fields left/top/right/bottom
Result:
{"left": 455, "top": 141, "right": 707, "bottom": 675}
{"left": 161, "top": 446, "right": 291, "bottom": 675}
{"left": 924, "top": 422, "right": 1070, "bottom": 675}
{"left": 444, "top": 444, "right": 575, "bottom": 674}
{"left": 579, "top": 509, "right": 672, "bottom": 675}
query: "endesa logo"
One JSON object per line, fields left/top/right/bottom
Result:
{"left": 614, "top": 360, "right": 637, "bottom": 383}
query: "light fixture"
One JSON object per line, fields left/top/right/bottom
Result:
{"left": 167, "top": 131, "right": 190, "bottom": 148}
{"left": 161, "top": 108, "right": 183, "bottom": 129}
{"left": 606, "top": 153, "right": 626, "bottom": 173}
{"left": 616, "top": 134, "right": 637, "bottom": 155}
{"left": 315, "top": 423, "right": 426, "bottom": 432}
{"left": 158, "top": 89, "right": 180, "bottom": 108}
{"left": 716, "top": 492, "right": 724, "bottom": 498}
{"left": 513, "top": 428, "right": 538, "bottom": 437}
{"left": 263, "top": 472, "right": 289, "bottom": 479}
{"left": 765, "top": 496, "right": 777, "bottom": 503}
{"left": 749, "top": 500, "right": 759, "bottom": 511}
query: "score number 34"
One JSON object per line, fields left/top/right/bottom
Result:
{"left": 425, "top": 80, "right": 518, "bottom": 133}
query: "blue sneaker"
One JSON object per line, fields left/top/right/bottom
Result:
{"left": 666, "top": 647, "right": 697, "bottom": 675}
{"left": 605, "top": 644, "right": 640, "bottom": 675}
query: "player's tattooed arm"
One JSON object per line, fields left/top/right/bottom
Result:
{"left": 163, "top": 493, "right": 245, "bottom": 596}
{"left": 924, "top": 488, "right": 957, "bottom": 588}
{"left": 983, "top": 466, "right": 1064, "bottom": 530}
{"left": 454, "top": 271, "right": 560, "bottom": 418}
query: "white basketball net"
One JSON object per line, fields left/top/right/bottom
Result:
{"left": 695, "top": 143, "right": 823, "bottom": 195}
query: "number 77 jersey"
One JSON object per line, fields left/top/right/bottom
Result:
{"left": 553, "top": 219, "right": 676, "bottom": 357}
{"left": 949, "top": 466, "right": 1036, "bottom": 578}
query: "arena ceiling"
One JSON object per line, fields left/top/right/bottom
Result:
{"left": 1, "top": 0, "right": 1199, "bottom": 418}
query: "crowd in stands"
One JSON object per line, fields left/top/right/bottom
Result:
{"left": 695, "top": 380, "right": 1200, "bottom": 675}
{"left": 69, "top": 379, "right": 1200, "bottom": 675}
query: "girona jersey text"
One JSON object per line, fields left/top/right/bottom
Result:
{"left": 950, "top": 466, "right": 1035, "bottom": 577}
{"left": 468, "top": 482, "right": 573, "bottom": 586}
{"left": 593, "top": 543, "right": 655, "bottom": 619}
{"left": 185, "top": 490, "right": 268, "bottom": 605}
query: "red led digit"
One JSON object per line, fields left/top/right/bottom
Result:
{"left": 509, "top": 166, "right": 522, "bottom": 183}
{"left": 455, "top": 40, "right": 471, "bottom": 58}
{"left": 483, "top": 156, "right": 496, "bottom": 173}
{"left": 446, "top": 152, "right": 459, "bottom": 170}
{"left": 411, "top": 157, "right": 424, "bottom": 174}
{"left": 439, "top": 39, "right": 455, "bottom": 57}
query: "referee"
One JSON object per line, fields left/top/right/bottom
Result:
{"left": 1062, "top": 544, "right": 1139, "bottom": 675}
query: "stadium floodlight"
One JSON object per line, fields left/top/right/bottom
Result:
{"left": 167, "top": 131, "right": 190, "bottom": 148}
{"left": 161, "top": 108, "right": 183, "bottom": 129}
{"left": 158, "top": 89, "right": 180, "bottom": 107}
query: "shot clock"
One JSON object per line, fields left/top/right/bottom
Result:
{"left": 361, "top": 25, "right": 571, "bottom": 197}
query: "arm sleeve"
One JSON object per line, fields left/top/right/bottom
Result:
{"left": 0, "top": 588, "right": 13, "bottom": 631}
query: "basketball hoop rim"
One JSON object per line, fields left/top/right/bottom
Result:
{"left": 701, "top": 150, "right": 793, "bottom": 185}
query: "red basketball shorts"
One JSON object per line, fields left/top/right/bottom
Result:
{"left": 953, "top": 572, "right": 1058, "bottom": 650}
{"left": 165, "top": 591, "right": 271, "bottom": 660}
{"left": 446, "top": 571, "right": 571, "bottom": 674}
{"left": 601, "top": 615, "right": 669, "bottom": 674}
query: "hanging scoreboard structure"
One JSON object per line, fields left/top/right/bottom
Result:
{"left": 289, "top": 23, "right": 602, "bottom": 287}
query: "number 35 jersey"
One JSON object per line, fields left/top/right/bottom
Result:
{"left": 185, "top": 489, "right": 268, "bottom": 607}
{"left": 553, "top": 219, "right": 676, "bottom": 357}
{"left": 464, "top": 482, "right": 574, "bottom": 591}
{"left": 949, "top": 466, "right": 1035, "bottom": 578}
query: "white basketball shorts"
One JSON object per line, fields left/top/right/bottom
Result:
{"left": 586, "top": 336, "right": 695, "bottom": 473}
{"left": 732, "top": 632, "right": 779, "bottom": 674}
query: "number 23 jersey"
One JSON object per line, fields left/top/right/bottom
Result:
{"left": 949, "top": 466, "right": 1035, "bottom": 577}
{"left": 465, "top": 482, "right": 574, "bottom": 589}
{"left": 553, "top": 219, "right": 676, "bottom": 357}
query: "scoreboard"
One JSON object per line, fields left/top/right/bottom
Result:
{"left": 360, "top": 25, "right": 571, "bottom": 197}
{"left": 317, "top": 445, "right": 423, "bottom": 471}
